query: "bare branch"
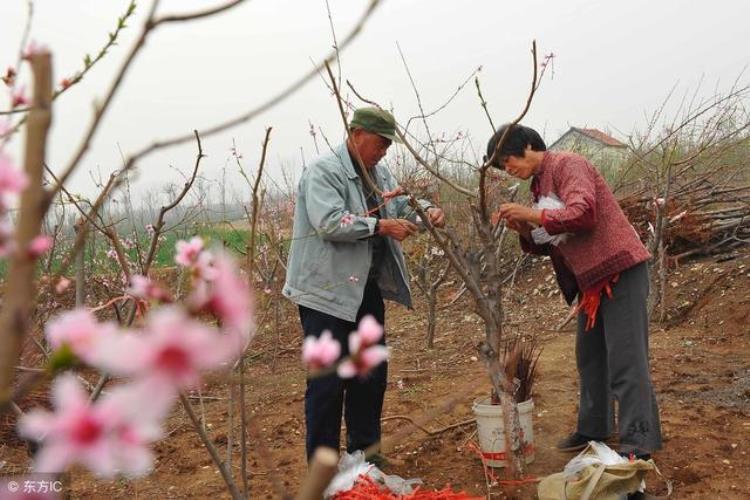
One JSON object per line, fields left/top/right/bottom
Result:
{"left": 46, "top": 0, "right": 161, "bottom": 202}
{"left": 479, "top": 40, "right": 539, "bottom": 220}
{"left": 475, "top": 76, "right": 496, "bottom": 134}
{"left": 180, "top": 393, "right": 244, "bottom": 500}
{"left": 346, "top": 80, "right": 477, "bottom": 198}
{"left": 238, "top": 126, "right": 272, "bottom": 498}
{"left": 397, "top": 41, "right": 435, "bottom": 145}
{"left": 123, "top": 0, "right": 382, "bottom": 163}
{"left": 143, "top": 130, "right": 205, "bottom": 273}
{"left": 151, "top": 0, "right": 247, "bottom": 26}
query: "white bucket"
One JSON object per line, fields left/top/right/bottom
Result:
{"left": 472, "top": 397, "right": 535, "bottom": 467}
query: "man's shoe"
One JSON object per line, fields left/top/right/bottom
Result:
{"left": 556, "top": 432, "right": 610, "bottom": 452}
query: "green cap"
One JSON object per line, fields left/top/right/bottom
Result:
{"left": 349, "top": 107, "right": 401, "bottom": 143}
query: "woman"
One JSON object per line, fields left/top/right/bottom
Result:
{"left": 487, "top": 124, "right": 662, "bottom": 459}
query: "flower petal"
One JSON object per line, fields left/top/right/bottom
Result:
{"left": 33, "top": 442, "right": 73, "bottom": 474}
{"left": 17, "top": 409, "right": 54, "bottom": 441}
{"left": 356, "top": 315, "right": 383, "bottom": 346}
{"left": 336, "top": 360, "right": 357, "bottom": 379}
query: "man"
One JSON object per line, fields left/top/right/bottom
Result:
{"left": 486, "top": 124, "right": 662, "bottom": 459}
{"left": 283, "top": 107, "right": 445, "bottom": 460}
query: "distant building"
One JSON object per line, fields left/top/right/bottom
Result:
{"left": 549, "top": 127, "right": 628, "bottom": 172}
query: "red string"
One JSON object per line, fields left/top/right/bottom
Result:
{"left": 576, "top": 273, "right": 620, "bottom": 331}
{"left": 333, "top": 474, "right": 482, "bottom": 500}
{"left": 465, "top": 441, "right": 538, "bottom": 488}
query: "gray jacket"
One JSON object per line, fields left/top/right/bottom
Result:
{"left": 282, "top": 143, "right": 432, "bottom": 322}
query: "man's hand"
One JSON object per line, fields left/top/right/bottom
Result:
{"left": 378, "top": 219, "right": 418, "bottom": 241}
{"left": 496, "top": 203, "right": 542, "bottom": 225}
{"left": 381, "top": 187, "right": 404, "bottom": 201}
{"left": 426, "top": 207, "right": 445, "bottom": 228}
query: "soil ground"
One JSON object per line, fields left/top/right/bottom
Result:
{"left": 2, "top": 250, "right": 749, "bottom": 499}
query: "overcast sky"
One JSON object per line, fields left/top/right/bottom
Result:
{"left": 2, "top": 0, "right": 749, "bottom": 204}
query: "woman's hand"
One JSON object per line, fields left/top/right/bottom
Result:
{"left": 505, "top": 219, "right": 533, "bottom": 240}
{"left": 497, "top": 203, "right": 543, "bottom": 225}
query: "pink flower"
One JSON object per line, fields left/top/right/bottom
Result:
{"left": 145, "top": 224, "right": 155, "bottom": 235}
{"left": 355, "top": 315, "right": 383, "bottom": 347}
{"left": 18, "top": 374, "right": 114, "bottom": 475}
{"left": 336, "top": 317, "right": 389, "bottom": 378}
{"left": 94, "top": 381, "right": 166, "bottom": 475}
{"left": 128, "top": 275, "right": 151, "bottom": 298}
{"left": 302, "top": 331, "right": 341, "bottom": 370}
{"left": 60, "top": 78, "right": 73, "bottom": 90}
{"left": 175, "top": 237, "right": 204, "bottom": 266}
{"left": 11, "top": 85, "right": 28, "bottom": 108}
{"left": 127, "top": 275, "right": 171, "bottom": 302}
{"left": 23, "top": 41, "right": 49, "bottom": 60}
{"left": 106, "top": 248, "right": 118, "bottom": 260}
{"left": 0, "top": 151, "right": 29, "bottom": 193}
{"left": 190, "top": 252, "right": 254, "bottom": 338}
{"left": 103, "top": 307, "right": 238, "bottom": 391}
{"left": 18, "top": 374, "right": 161, "bottom": 477}
{"left": 45, "top": 308, "right": 118, "bottom": 364}
{"left": 194, "top": 249, "right": 218, "bottom": 281}
{"left": 337, "top": 343, "right": 389, "bottom": 379}
{"left": 340, "top": 212, "right": 355, "bottom": 227}
{"left": 28, "top": 234, "right": 53, "bottom": 258}
{"left": 1, "top": 66, "right": 15, "bottom": 87}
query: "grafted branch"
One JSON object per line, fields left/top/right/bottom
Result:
{"left": 0, "top": 52, "right": 52, "bottom": 411}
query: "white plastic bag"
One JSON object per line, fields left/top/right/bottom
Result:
{"left": 563, "top": 441, "right": 646, "bottom": 495}
{"left": 563, "top": 441, "right": 626, "bottom": 479}
{"left": 531, "top": 194, "right": 570, "bottom": 246}
{"left": 371, "top": 467, "right": 422, "bottom": 495}
{"left": 324, "top": 451, "right": 422, "bottom": 498}
{"left": 324, "top": 451, "right": 373, "bottom": 498}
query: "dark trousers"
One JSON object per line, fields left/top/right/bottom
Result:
{"left": 299, "top": 280, "right": 387, "bottom": 460}
{"left": 576, "top": 262, "right": 663, "bottom": 454}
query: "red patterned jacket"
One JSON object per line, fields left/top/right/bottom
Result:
{"left": 520, "top": 151, "right": 650, "bottom": 302}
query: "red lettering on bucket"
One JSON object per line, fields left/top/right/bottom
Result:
{"left": 481, "top": 443, "right": 534, "bottom": 461}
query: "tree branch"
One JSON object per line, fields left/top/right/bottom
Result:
{"left": 478, "top": 40, "right": 538, "bottom": 220}
{"left": 143, "top": 130, "right": 204, "bottom": 273}
{"left": 0, "top": 51, "right": 52, "bottom": 412}
{"left": 180, "top": 392, "right": 244, "bottom": 500}
{"left": 121, "top": 0, "right": 382, "bottom": 165}
{"left": 151, "top": 0, "right": 247, "bottom": 26}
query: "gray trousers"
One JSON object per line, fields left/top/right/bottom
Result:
{"left": 576, "top": 262, "right": 662, "bottom": 454}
